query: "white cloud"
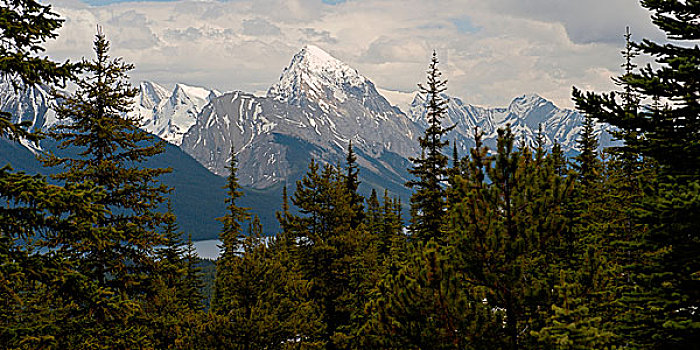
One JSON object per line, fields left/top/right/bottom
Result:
{"left": 44, "top": 0, "right": 662, "bottom": 108}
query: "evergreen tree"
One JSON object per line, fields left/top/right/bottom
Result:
{"left": 573, "top": 1, "right": 700, "bottom": 346}
{"left": 407, "top": 51, "right": 454, "bottom": 243}
{"left": 212, "top": 146, "right": 250, "bottom": 313}
{"left": 148, "top": 200, "right": 193, "bottom": 349}
{"left": 0, "top": 0, "right": 74, "bottom": 142}
{"left": 0, "top": 168, "right": 111, "bottom": 349}
{"left": 361, "top": 240, "right": 498, "bottom": 350}
{"left": 43, "top": 29, "right": 170, "bottom": 296}
{"left": 572, "top": 114, "right": 601, "bottom": 187}
{"left": 449, "top": 127, "right": 574, "bottom": 349}
{"left": 344, "top": 141, "right": 365, "bottom": 227}
{"left": 35, "top": 29, "right": 170, "bottom": 347}
{"left": 209, "top": 152, "right": 323, "bottom": 349}
{"left": 281, "top": 160, "right": 372, "bottom": 348}
{"left": 182, "top": 233, "right": 205, "bottom": 311}
{"left": 0, "top": 4, "right": 144, "bottom": 347}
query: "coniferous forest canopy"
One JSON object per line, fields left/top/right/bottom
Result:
{"left": 1, "top": 0, "right": 699, "bottom": 348}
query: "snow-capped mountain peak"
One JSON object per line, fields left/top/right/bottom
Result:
{"left": 132, "top": 82, "right": 220, "bottom": 146}
{"left": 508, "top": 93, "right": 549, "bottom": 112}
{"left": 138, "top": 81, "right": 169, "bottom": 110}
{"left": 267, "top": 45, "right": 369, "bottom": 105}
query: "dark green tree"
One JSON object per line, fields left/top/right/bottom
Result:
{"left": 212, "top": 146, "right": 250, "bottom": 313}
{"left": 573, "top": 1, "right": 700, "bottom": 346}
{"left": 281, "top": 160, "right": 372, "bottom": 348}
{"left": 407, "top": 51, "right": 454, "bottom": 243}
{"left": 208, "top": 152, "right": 322, "bottom": 349}
{"left": 344, "top": 141, "right": 365, "bottom": 227}
{"left": 449, "top": 127, "right": 574, "bottom": 349}
{"left": 43, "top": 29, "right": 170, "bottom": 296}
{"left": 360, "top": 240, "right": 497, "bottom": 350}
{"left": 0, "top": 3, "right": 143, "bottom": 348}
{"left": 572, "top": 114, "right": 601, "bottom": 187}
{"left": 37, "top": 29, "right": 170, "bottom": 348}
{"left": 182, "top": 233, "right": 205, "bottom": 311}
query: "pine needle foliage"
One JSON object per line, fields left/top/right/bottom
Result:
{"left": 407, "top": 51, "right": 454, "bottom": 243}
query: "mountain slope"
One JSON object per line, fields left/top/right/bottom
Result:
{"left": 181, "top": 45, "right": 420, "bottom": 199}
{"left": 406, "top": 92, "right": 617, "bottom": 157}
{"left": 131, "top": 82, "right": 221, "bottom": 146}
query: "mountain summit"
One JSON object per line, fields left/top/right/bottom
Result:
{"left": 267, "top": 45, "right": 370, "bottom": 106}
{"left": 182, "top": 45, "right": 419, "bottom": 191}
{"left": 2, "top": 46, "right": 615, "bottom": 195}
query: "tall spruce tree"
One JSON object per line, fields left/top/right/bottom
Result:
{"left": 182, "top": 234, "right": 205, "bottom": 311}
{"left": 344, "top": 141, "right": 365, "bottom": 228}
{"left": 407, "top": 51, "right": 453, "bottom": 243}
{"left": 573, "top": 1, "right": 700, "bottom": 346}
{"left": 43, "top": 28, "right": 170, "bottom": 295}
{"left": 281, "top": 160, "right": 369, "bottom": 348}
{"left": 572, "top": 114, "right": 601, "bottom": 187}
{"left": 38, "top": 29, "right": 170, "bottom": 347}
{"left": 0, "top": 3, "right": 138, "bottom": 348}
{"left": 212, "top": 146, "right": 250, "bottom": 313}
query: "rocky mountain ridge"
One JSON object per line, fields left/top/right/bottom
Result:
{"left": 1, "top": 45, "right": 615, "bottom": 193}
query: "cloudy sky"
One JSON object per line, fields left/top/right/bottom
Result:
{"left": 46, "top": 0, "right": 664, "bottom": 108}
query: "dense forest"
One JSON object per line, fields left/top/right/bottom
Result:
{"left": 1, "top": 0, "right": 699, "bottom": 349}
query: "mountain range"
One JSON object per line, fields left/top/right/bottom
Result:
{"left": 0, "top": 45, "right": 616, "bottom": 240}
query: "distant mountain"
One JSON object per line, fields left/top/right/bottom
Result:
{"left": 131, "top": 82, "right": 221, "bottom": 146}
{"left": 0, "top": 80, "right": 277, "bottom": 240}
{"left": 181, "top": 45, "right": 420, "bottom": 198}
{"left": 407, "top": 92, "right": 617, "bottom": 157}
{"left": 0, "top": 45, "right": 621, "bottom": 239}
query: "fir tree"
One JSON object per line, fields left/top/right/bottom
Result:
{"left": 344, "top": 141, "right": 365, "bottom": 227}
{"left": 572, "top": 114, "right": 601, "bottom": 187}
{"left": 281, "top": 160, "right": 373, "bottom": 348}
{"left": 449, "top": 127, "right": 574, "bottom": 349}
{"left": 43, "top": 28, "right": 171, "bottom": 296}
{"left": 35, "top": 29, "right": 170, "bottom": 347}
{"left": 212, "top": 146, "right": 250, "bottom": 313}
{"left": 182, "top": 234, "right": 205, "bottom": 311}
{"left": 573, "top": 1, "right": 700, "bottom": 346}
{"left": 0, "top": 3, "right": 136, "bottom": 347}
{"left": 407, "top": 51, "right": 454, "bottom": 243}
{"left": 209, "top": 153, "right": 322, "bottom": 349}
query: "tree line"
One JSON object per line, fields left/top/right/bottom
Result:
{"left": 1, "top": 0, "right": 698, "bottom": 349}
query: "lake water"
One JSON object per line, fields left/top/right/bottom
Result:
{"left": 193, "top": 239, "right": 222, "bottom": 260}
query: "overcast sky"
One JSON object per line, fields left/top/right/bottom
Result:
{"left": 46, "top": 0, "right": 665, "bottom": 108}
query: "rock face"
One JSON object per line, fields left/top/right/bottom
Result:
{"left": 407, "top": 92, "right": 616, "bottom": 157}
{"left": 130, "top": 82, "right": 221, "bottom": 146}
{"left": 0, "top": 80, "right": 55, "bottom": 152}
{"left": 181, "top": 45, "right": 421, "bottom": 190}
{"left": 1, "top": 45, "right": 616, "bottom": 193}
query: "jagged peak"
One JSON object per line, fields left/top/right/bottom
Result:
{"left": 267, "top": 45, "right": 368, "bottom": 104}
{"left": 298, "top": 44, "right": 341, "bottom": 68}
{"left": 138, "top": 81, "right": 169, "bottom": 108}
{"left": 509, "top": 93, "right": 549, "bottom": 108}
{"left": 172, "top": 83, "right": 213, "bottom": 102}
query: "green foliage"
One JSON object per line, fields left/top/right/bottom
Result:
{"left": 212, "top": 147, "right": 250, "bottom": 313}
{"left": 449, "top": 127, "right": 576, "bottom": 349}
{"left": 574, "top": 1, "right": 700, "bottom": 347}
{"left": 43, "top": 30, "right": 170, "bottom": 298}
{"left": 407, "top": 51, "right": 454, "bottom": 243}
{"left": 361, "top": 240, "right": 499, "bottom": 350}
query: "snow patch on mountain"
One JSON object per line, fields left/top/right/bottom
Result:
{"left": 267, "top": 45, "right": 369, "bottom": 106}
{"left": 131, "top": 82, "right": 221, "bottom": 146}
